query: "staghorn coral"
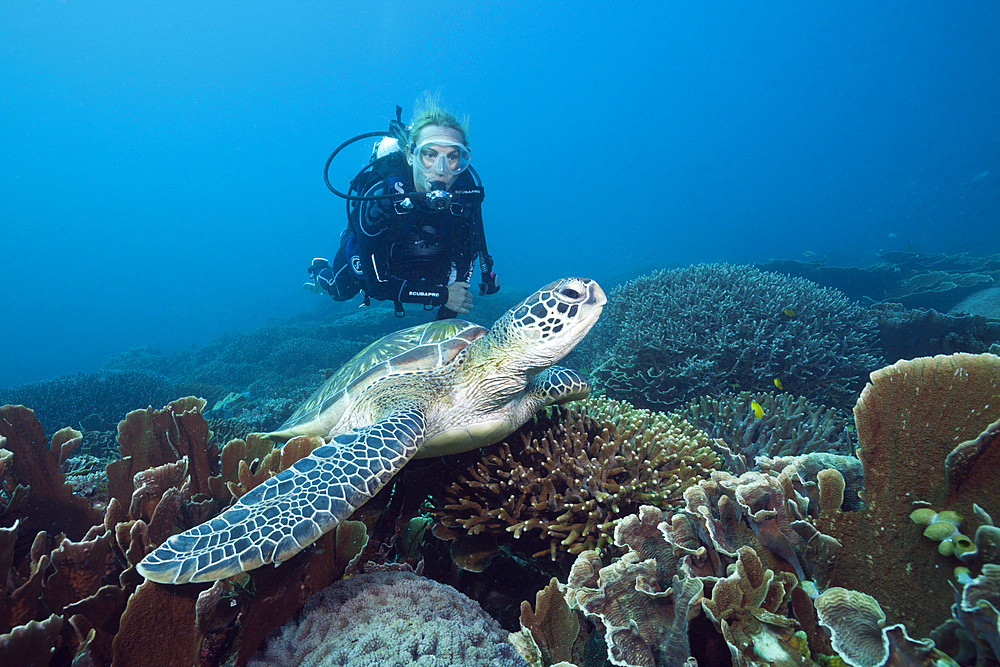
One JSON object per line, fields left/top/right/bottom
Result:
{"left": 575, "top": 263, "right": 882, "bottom": 412}
{"left": 677, "top": 391, "right": 854, "bottom": 472}
{"left": 248, "top": 570, "right": 528, "bottom": 667}
{"left": 431, "top": 396, "right": 721, "bottom": 564}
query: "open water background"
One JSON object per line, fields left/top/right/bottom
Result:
{"left": 2, "top": 1, "right": 998, "bottom": 388}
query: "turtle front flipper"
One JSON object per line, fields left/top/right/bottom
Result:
{"left": 137, "top": 409, "right": 426, "bottom": 584}
{"left": 526, "top": 366, "right": 591, "bottom": 406}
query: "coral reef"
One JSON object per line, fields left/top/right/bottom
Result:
{"left": 676, "top": 391, "right": 854, "bottom": 472}
{"left": 815, "top": 353, "right": 1000, "bottom": 637}
{"left": 0, "top": 369, "right": 178, "bottom": 436}
{"left": 873, "top": 302, "right": 1000, "bottom": 363}
{"left": 952, "top": 286, "right": 1000, "bottom": 319}
{"left": 814, "top": 587, "right": 958, "bottom": 667}
{"left": 248, "top": 570, "right": 529, "bottom": 666}
{"left": 758, "top": 250, "right": 1000, "bottom": 312}
{"left": 431, "top": 396, "right": 721, "bottom": 565}
{"left": 0, "top": 406, "right": 102, "bottom": 543}
{"left": 0, "top": 399, "right": 369, "bottom": 667}
{"left": 577, "top": 264, "right": 882, "bottom": 411}
{"left": 510, "top": 577, "right": 583, "bottom": 666}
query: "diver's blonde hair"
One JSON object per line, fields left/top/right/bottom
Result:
{"left": 410, "top": 91, "right": 470, "bottom": 147}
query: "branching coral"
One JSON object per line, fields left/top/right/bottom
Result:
{"left": 575, "top": 264, "right": 883, "bottom": 411}
{"left": 0, "top": 369, "right": 178, "bottom": 436}
{"left": 431, "top": 396, "right": 721, "bottom": 564}
{"left": 676, "top": 391, "right": 854, "bottom": 473}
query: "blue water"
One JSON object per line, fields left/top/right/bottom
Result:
{"left": 2, "top": 1, "right": 997, "bottom": 388}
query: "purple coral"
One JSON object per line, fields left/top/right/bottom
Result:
{"left": 249, "top": 571, "right": 528, "bottom": 666}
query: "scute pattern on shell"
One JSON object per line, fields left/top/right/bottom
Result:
{"left": 277, "top": 319, "right": 486, "bottom": 433}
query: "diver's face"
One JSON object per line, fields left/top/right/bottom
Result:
{"left": 409, "top": 126, "right": 466, "bottom": 192}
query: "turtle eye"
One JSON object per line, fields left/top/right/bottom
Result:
{"left": 559, "top": 288, "right": 581, "bottom": 299}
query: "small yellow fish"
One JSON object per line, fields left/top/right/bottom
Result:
{"left": 773, "top": 378, "right": 783, "bottom": 390}
{"left": 783, "top": 308, "right": 796, "bottom": 318}
{"left": 751, "top": 400, "right": 764, "bottom": 420}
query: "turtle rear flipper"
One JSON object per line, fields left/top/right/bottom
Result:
{"left": 137, "top": 410, "right": 426, "bottom": 584}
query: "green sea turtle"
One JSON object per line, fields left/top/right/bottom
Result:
{"left": 137, "top": 277, "right": 606, "bottom": 584}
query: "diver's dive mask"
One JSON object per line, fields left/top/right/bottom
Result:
{"left": 410, "top": 139, "right": 471, "bottom": 176}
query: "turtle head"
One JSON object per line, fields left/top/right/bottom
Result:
{"left": 491, "top": 277, "right": 606, "bottom": 371}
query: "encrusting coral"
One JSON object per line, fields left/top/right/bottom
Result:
{"left": 431, "top": 395, "right": 721, "bottom": 565}
{"left": 575, "top": 263, "right": 883, "bottom": 412}
{"left": 248, "top": 570, "right": 529, "bottom": 667}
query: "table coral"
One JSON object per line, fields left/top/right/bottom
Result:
{"left": 248, "top": 570, "right": 528, "bottom": 666}
{"left": 431, "top": 396, "right": 721, "bottom": 563}
{"left": 575, "top": 264, "right": 882, "bottom": 411}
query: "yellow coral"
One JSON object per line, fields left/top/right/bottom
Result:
{"left": 432, "top": 396, "right": 721, "bottom": 560}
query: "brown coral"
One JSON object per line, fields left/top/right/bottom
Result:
{"left": 816, "top": 353, "right": 1000, "bottom": 636}
{"left": 0, "top": 397, "right": 369, "bottom": 667}
{"left": 701, "top": 546, "right": 807, "bottom": 667}
{"left": 815, "top": 587, "right": 956, "bottom": 667}
{"left": 0, "top": 406, "right": 102, "bottom": 543}
{"left": 432, "top": 396, "right": 721, "bottom": 562}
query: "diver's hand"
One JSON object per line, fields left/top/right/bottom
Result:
{"left": 445, "top": 282, "right": 473, "bottom": 314}
{"left": 304, "top": 258, "right": 335, "bottom": 296}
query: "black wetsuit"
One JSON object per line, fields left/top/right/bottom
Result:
{"left": 324, "top": 155, "right": 483, "bottom": 319}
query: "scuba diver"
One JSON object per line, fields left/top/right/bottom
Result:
{"left": 304, "top": 102, "right": 500, "bottom": 319}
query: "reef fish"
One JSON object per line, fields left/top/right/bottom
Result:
{"left": 751, "top": 399, "right": 764, "bottom": 420}
{"left": 961, "top": 170, "right": 988, "bottom": 186}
